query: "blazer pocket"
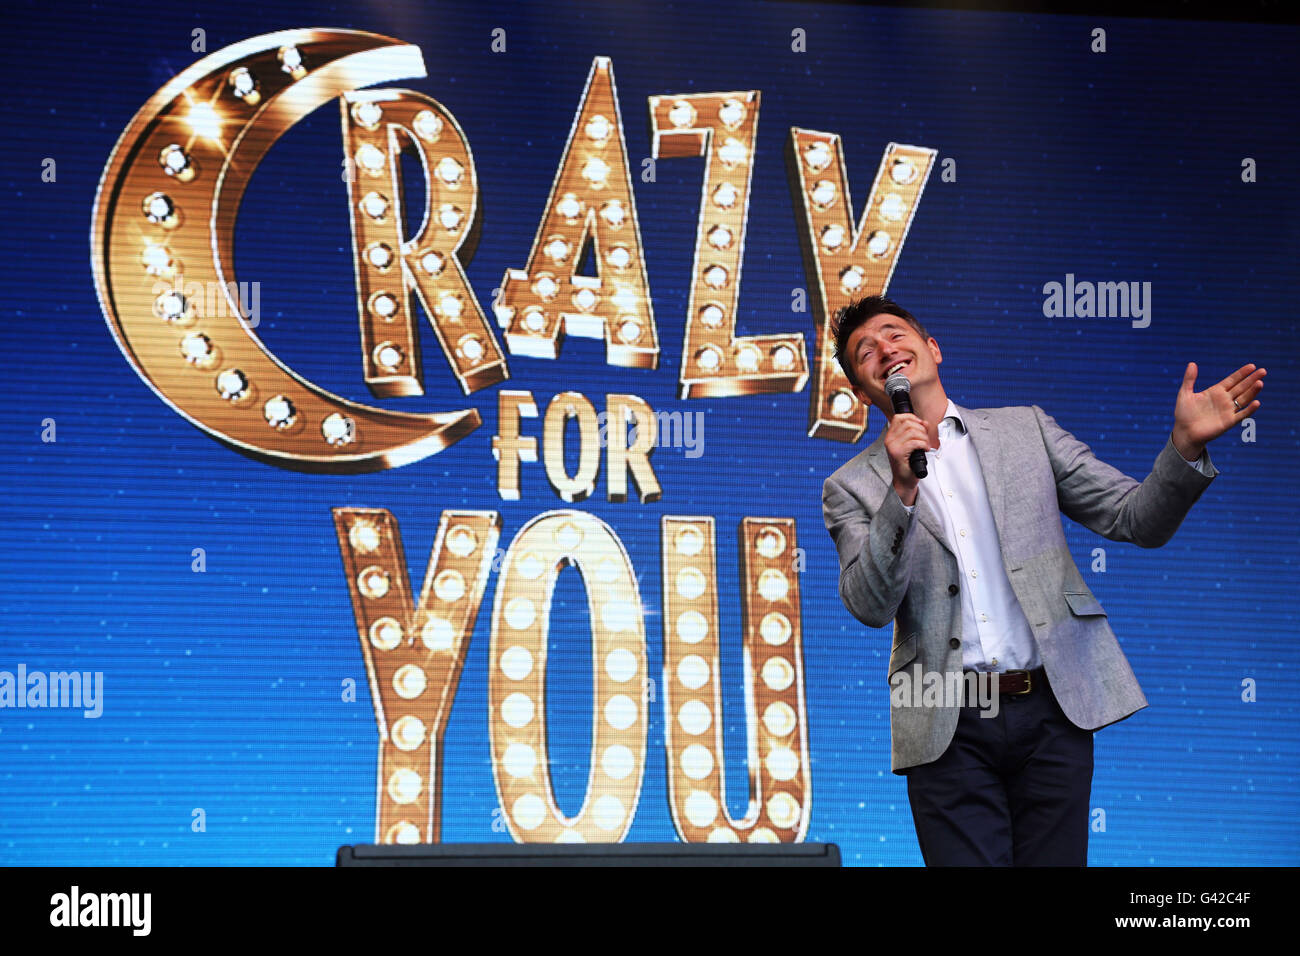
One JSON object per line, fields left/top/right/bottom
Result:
{"left": 1064, "top": 590, "right": 1107, "bottom": 617}
{"left": 888, "top": 633, "right": 918, "bottom": 674}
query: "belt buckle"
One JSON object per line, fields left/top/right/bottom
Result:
{"left": 1008, "top": 669, "right": 1032, "bottom": 695}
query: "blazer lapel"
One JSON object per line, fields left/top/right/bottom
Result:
{"left": 866, "top": 438, "right": 954, "bottom": 557}
{"left": 958, "top": 405, "right": 1013, "bottom": 566}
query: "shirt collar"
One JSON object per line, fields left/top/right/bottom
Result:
{"left": 939, "top": 399, "right": 967, "bottom": 435}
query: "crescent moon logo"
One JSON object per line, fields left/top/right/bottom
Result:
{"left": 91, "top": 28, "right": 480, "bottom": 474}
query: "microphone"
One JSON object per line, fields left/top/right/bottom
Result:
{"left": 885, "top": 371, "right": 928, "bottom": 479}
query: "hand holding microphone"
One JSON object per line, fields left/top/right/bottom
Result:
{"left": 883, "top": 369, "right": 935, "bottom": 504}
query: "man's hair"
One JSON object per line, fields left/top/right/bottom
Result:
{"left": 830, "top": 295, "right": 931, "bottom": 390}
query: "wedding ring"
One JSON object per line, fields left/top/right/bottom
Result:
{"left": 1232, "top": 398, "right": 1240, "bottom": 410}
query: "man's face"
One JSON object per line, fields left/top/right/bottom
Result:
{"left": 843, "top": 313, "right": 943, "bottom": 411}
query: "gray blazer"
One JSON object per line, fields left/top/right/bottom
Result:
{"left": 822, "top": 404, "right": 1218, "bottom": 773}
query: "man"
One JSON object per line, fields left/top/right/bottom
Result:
{"left": 821, "top": 295, "right": 1265, "bottom": 866}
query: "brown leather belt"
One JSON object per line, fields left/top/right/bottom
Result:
{"left": 964, "top": 667, "right": 1046, "bottom": 698}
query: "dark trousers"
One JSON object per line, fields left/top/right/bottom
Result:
{"left": 901, "top": 673, "right": 1094, "bottom": 866}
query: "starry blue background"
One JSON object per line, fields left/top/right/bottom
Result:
{"left": 0, "top": 0, "right": 1296, "bottom": 865}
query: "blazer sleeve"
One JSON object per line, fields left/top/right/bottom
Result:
{"left": 822, "top": 473, "right": 920, "bottom": 628}
{"left": 1032, "top": 404, "right": 1219, "bottom": 548}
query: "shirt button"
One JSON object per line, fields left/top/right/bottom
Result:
{"left": 970, "top": 569, "right": 978, "bottom": 578}
{"left": 991, "top": 657, "right": 998, "bottom": 666}
{"left": 946, "top": 490, "right": 953, "bottom": 498}
{"left": 981, "top": 613, "right": 988, "bottom": 622}
{"left": 959, "top": 529, "right": 967, "bottom": 537}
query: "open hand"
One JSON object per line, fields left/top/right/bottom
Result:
{"left": 1171, "top": 362, "right": 1265, "bottom": 460}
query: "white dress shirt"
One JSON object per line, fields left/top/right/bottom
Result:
{"left": 899, "top": 401, "right": 1213, "bottom": 672}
